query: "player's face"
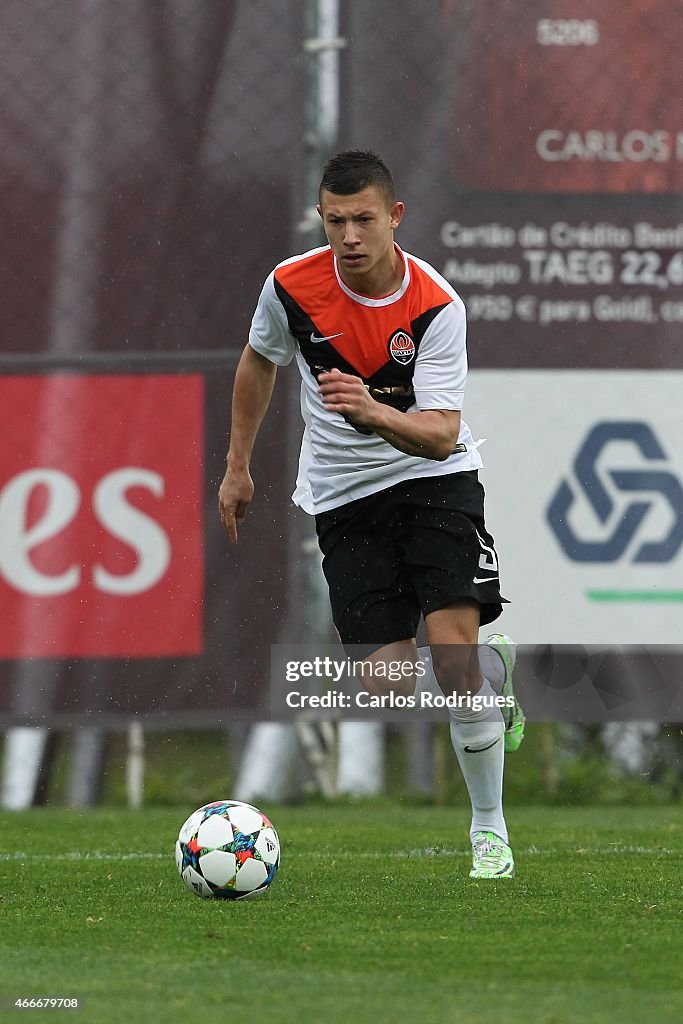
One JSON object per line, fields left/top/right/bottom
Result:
{"left": 318, "top": 186, "right": 404, "bottom": 292}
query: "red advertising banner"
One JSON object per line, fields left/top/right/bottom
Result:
{"left": 449, "top": 0, "right": 682, "bottom": 194}
{"left": 0, "top": 374, "right": 204, "bottom": 658}
{"left": 342, "top": 0, "right": 683, "bottom": 370}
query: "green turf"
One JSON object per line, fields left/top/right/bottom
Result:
{"left": 0, "top": 804, "right": 681, "bottom": 1023}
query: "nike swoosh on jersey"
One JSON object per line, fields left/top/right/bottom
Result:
{"left": 473, "top": 576, "right": 500, "bottom": 584}
{"left": 464, "top": 738, "right": 501, "bottom": 753}
{"left": 310, "top": 332, "right": 343, "bottom": 343}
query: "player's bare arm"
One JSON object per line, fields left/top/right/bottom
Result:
{"left": 318, "top": 367, "right": 460, "bottom": 461}
{"left": 219, "top": 345, "right": 277, "bottom": 542}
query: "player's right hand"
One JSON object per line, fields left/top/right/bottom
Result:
{"left": 218, "top": 464, "right": 254, "bottom": 543}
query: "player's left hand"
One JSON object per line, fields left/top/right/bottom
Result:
{"left": 318, "top": 368, "right": 377, "bottom": 427}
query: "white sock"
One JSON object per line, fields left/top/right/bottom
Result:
{"left": 449, "top": 692, "right": 507, "bottom": 844}
{"left": 414, "top": 649, "right": 507, "bottom": 844}
{"left": 477, "top": 645, "right": 506, "bottom": 694}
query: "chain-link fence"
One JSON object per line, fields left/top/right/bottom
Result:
{"left": 1, "top": 0, "right": 300, "bottom": 357}
{"left": 0, "top": 0, "right": 309, "bottom": 728}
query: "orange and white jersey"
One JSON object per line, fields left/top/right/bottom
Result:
{"left": 248, "top": 244, "right": 483, "bottom": 514}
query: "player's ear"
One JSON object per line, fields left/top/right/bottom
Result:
{"left": 389, "top": 201, "right": 405, "bottom": 230}
{"left": 316, "top": 204, "right": 323, "bottom": 219}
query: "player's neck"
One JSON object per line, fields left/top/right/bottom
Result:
{"left": 337, "top": 244, "right": 404, "bottom": 298}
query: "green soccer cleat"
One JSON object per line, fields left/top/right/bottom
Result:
{"left": 485, "top": 632, "right": 525, "bottom": 752}
{"left": 469, "top": 831, "right": 515, "bottom": 879}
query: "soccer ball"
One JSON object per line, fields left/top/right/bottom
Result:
{"left": 176, "top": 800, "right": 280, "bottom": 900}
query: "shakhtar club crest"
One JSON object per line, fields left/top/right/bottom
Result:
{"left": 388, "top": 330, "right": 415, "bottom": 365}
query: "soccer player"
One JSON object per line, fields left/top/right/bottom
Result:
{"left": 219, "top": 150, "right": 525, "bottom": 879}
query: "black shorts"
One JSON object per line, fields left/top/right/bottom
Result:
{"left": 315, "top": 471, "right": 507, "bottom": 649}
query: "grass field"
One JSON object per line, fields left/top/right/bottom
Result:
{"left": 1, "top": 803, "right": 681, "bottom": 1024}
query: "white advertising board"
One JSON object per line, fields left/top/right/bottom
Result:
{"left": 466, "top": 370, "right": 683, "bottom": 644}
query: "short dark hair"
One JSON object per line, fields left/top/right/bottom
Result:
{"left": 319, "top": 150, "right": 395, "bottom": 206}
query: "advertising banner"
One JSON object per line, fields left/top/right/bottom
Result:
{"left": 343, "top": 0, "right": 683, "bottom": 369}
{"left": 0, "top": 369, "right": 295, "bottom": 726}
{"left": 465, "top": 370, "right": 683, "bottom": 644}
{"left": 448, "top": 0, "right": 682, "bottom": 195}
{"left": 0, "top": 374, "right": 204, "bottom": 659}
